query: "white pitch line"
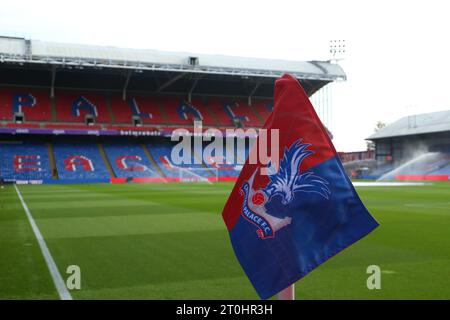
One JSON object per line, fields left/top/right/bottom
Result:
{"left": 14, "top": 184, "right": 72, "bottom": 300}
{"left": 353, "top": 181, "right": 429, "bottom": 187}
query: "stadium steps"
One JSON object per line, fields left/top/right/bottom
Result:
{"left": 249, "top": 103, "right": 265, "bottom": 125}
{"left": 425, "top": 156, "right": 450, "bottom": 174}
{"left": 50, "top": 95, "right": 57, "bottom": 121}
{"left": 156, "top": 100, "right": 170, "bottom": 125}
{"left": 205, "top": 108, "right": 222, "bottom": 127}
{"left": 47, "top": 142, "right": 59, "bottom": 179}
{"left": 98, "top": 143, "right": 116, "bottom": 178}
{"left": 203, "top": 99, "right": 222, "bottom": 127}
{"left": 105, "top": 94, "right": 115, "bottom": 124}
{"left": 192, "top": 147, "right": 215, "bottom": 176}
{"left": 141, "top": 144, "right": 167, "bottom": 178}
{"left": 227, "top": 142, "right": 245, "bottom": 164}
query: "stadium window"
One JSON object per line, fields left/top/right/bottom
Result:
{"left": 14, "top": 112, "right": 24, "bottom": 123}
{"left": 233, "top": 118, "right": 244, "bottom": 129}
{"left": 132, "top": 115, "right": 142, "bottom": 126}
{"left": 85, "top": 114, "right": 95, "bottom": 126}
{"left": 188, "top": 56, "right": 199, "bottom": 66}
{"left": 377, "top": 142, "right": 390, "bottom": 154}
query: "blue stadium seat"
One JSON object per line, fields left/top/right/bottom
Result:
{"left": 53, "top": 143, "right": 111, "bottom": 181}
{"left": 103, "top": 143, "right": 162, "bottom": 178}
{"left": 146, "top": 141, "right": 212, "bottom": 178}
{"left": 374, "top": 152, "right": 450, "bottom": 179}
{"left": 0, "top": 142, "right": 52, "bottom": 181}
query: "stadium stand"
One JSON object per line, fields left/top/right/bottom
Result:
{"left": 53, "top": 142, "right": 111, "bottom": 182}
{"left": 379, "top": 152, "right": 450, "bottom": 180}
{"left": 252, "top": 100, "right": 273, "bottom": 125}
{"left": 432, "top": 162, "right": 450, "bottom": 174}
{"left": 204, "top": 144, "right": 242, "bottom": 178}
{"left": 147, "top": 141, "right": 212, "bottom": 179}
{"left": 0, "top": 88, "right": 52, "bottom": 122}
{"left": 360, "top": 163, "right": 393, "bottom": 178}
{"left": 160, "top": 96, "right": 197, "bottom": 126}
{"left": 104, "top": 125, "right": 159, "bottom": 132}
{"left": 368, "top": 110, "right": 450, "bottom": 180}
{"left": 6, "top": 122, "right": 41, "bottom": 128}
{"left": 0, "top": 36, "right": 346, "bottom": 184}
{"left": 44, "top": 123, "right": 103, "bottom": 130}
{"left": 179, "top": 97, "right": 264, "bottom": 128}
{"left": 103, "top": 143, "right": 162, "bottom": 178}
{"left": 55, "top": 91, "right": 110, "bottom": 123}
{"left": 1, "top": 89, "right": 268, "bottom": 129}
{"left": 190, "top": 98, "right": 219, "bottom": 126}
{"left": 192, "top": 138, "right": 243, "bottom": 180}
{"left": 206, "top": 98, "right": 236, "bottom": 127}
{"left": 0, "top": 141, "right": 52, "bottom": 181}
{"left": 223, "top": 100, "right": 263, "bottom": 128}
{"left": 159, "top": 96, "right": 221, "bottom": 127}
{"left": 110, "top": 95, "right": 165, "bottom": 125}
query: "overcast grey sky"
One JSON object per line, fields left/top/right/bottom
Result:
{"left": 1, "top": 0, "right": 449, "bottom": 151}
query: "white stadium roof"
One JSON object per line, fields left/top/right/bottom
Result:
{"left": 368, "top": 110, "right": 450, "bottom": 140}
{"left": 0, "top": 36, "right": 346, "bottom": 81}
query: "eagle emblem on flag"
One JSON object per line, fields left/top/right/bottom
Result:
{"left": 240, "top": 139, "right": 331, "bottom": 239}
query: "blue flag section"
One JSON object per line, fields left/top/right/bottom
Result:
{"left": 222, "top": 74, "right": 379, "bottom": 299}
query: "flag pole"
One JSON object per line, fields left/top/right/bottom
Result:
{"left": 277, "top": 284, "right": 295, "bottom": 300}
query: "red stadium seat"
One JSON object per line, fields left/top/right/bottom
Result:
{"left": 207, "top": 98, "right": 263, "bottom": 127}
{"left": 207, "top": 98, "right": 235, "bottom": 127}
{"left": 105, "top": 125, "right": 159, "bottom": 131}
{"left": 43, "top": 123, "right": 103, "bottom": 130}
{"left": 55, "top": 91, "right": 110, "bottom": 123}
{"left": 6, "top": 122, "right": 41, "bottom": 128}
{"left": 0, "top": 86, "right": 271, "bottom": 130}
{"left": 229, "top": 99, "right": 263, "bottom": 127}
{"left": 0, "top": 88, "right": 52, "bottom": 122}
{"left": 190, "top": 98, "right": 218, "bottom": 126}
{"left": 252, "top": 99, "right": 273, "bottom": 124}
{"left": 110, "top": 95, "right": 165, "bottom": 125}
{"left": 159, "top": 96, "right": 187, "bottom": 125}
{"left": 0, "top": 90, "right": 13, "bottom": 121}
{"left": 159, "top": 96, "right": 217, "bottom": 126}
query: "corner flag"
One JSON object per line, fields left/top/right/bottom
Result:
{"left": 221, "top": 74, "right": 379, "bottom": 299}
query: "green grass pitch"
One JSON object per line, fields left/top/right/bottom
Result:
{"left": 0, "top": 181, "right": 449, "bottom": 299}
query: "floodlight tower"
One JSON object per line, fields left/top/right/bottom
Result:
{"left": 310, "top": 40, "right": 347, "bottom": 133}
{"left": 329, "top": 39, "right": 346, "bottom": 63}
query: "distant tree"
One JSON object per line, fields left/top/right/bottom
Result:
{"left": 374, "top": 121, "right": 386, "bottom": 132}
{"left": 366, "top": 141, "right": 375, "bottom": 151}
{"left": 366, "top": 121, "right": 387, "bottom": 151}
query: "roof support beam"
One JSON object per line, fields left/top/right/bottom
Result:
{"left": 122, "top": 70, "right": 132, "bottom": 100}
{"left": 50, "top": 66, "right": 56, "bottom": 98}
{"left": 157, "top": 72, "right": 186, "bottom": 93}
{"left": 247, "top": 82, "right": 260, "bottom": 106}
{"left": 188, "top": 78, "right": 200, "bottom": 103}
{"left": 0, "top": 56, "right": 345, "bottom": 81}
